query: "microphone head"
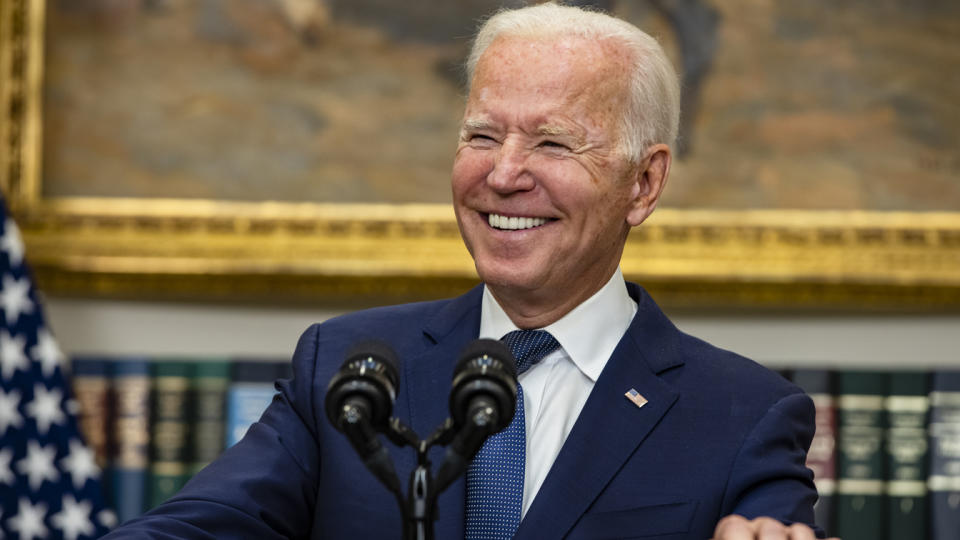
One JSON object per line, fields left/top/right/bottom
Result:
{"left": 449, "top": 339, "right": 518, "bottom": 433}
{"left": 325, "top": 340, "right": 400, "bottom": 431}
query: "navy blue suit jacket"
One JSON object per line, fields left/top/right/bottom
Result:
{"left": 107, "top": 283, "right": 820, "bottom": 539}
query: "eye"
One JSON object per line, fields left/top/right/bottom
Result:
{"left": 538, "top": 140, "right": 569, "bottom": 151}
{"left": 465, "top": 133, "right": 498, "bottom": 148}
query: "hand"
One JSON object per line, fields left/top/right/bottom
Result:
{"left": 711, "top": 514, "right": 840, "bottom": 539}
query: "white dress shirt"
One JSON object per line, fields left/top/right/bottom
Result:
{"left": 478, "top": 268, "right": 638, "bottom": 518}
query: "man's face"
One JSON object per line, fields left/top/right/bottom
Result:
{"left": 452, "top": 35, "right": 645, "bottom": 309}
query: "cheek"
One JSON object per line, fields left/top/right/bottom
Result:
{"left": 452, "top": 151, "right": 493, "bottom": 193}
{"left": 527, "top": 158, "right": 602, "bottom": 208}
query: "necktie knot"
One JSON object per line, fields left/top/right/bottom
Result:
{"left": 501, "top": 329, "right": 561, "bottom": 375}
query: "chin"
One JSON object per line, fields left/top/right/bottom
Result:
{"left": 475, "top": 261, "right": 542, "bottom": 293}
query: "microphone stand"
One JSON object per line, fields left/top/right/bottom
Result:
{"left": 378, "top": 411, "right": 497, "bottom": 540}
{"left": 377, "top": 418, "right": 449, "bottom": 540}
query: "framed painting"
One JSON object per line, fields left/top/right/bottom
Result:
{"left": 2, "top": 0, "right": 958, "bottom": 307}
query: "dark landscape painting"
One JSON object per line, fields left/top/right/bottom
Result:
{"left": 41, "top": 0, "right": 960, "bottom": 210}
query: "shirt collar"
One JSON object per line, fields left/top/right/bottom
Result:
{"left": 479, "top": 268, "right": 638, "bottom": 382}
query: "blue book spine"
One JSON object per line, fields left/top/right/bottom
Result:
{"left": 111, "top": 359, "right": 152, "bottom": 525}
{"left": 929, "top": 370, "right": 960, "bottom": 540}
{"left": 225, "top": 384, "right": 278, "bottom": 447}
{"left": 224, "top": 361, "right": 284, "bottom": 447}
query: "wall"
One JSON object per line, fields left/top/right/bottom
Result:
{"left": 46, "top": 297, "right": 960, "bottom": 370}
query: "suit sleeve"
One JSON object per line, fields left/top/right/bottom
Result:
{"left": 101, "top": 324, "right": 325, "bottom": 539}
{"left": 720, "top": 391, "right": 825, "bottom": 537}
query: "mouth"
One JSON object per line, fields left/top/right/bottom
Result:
{"left": 486, "top": 213, "right": 553, "bottom": 231}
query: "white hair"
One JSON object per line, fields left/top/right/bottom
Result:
{"left": 465, "top": 2, "right": 681, "bottom": 161}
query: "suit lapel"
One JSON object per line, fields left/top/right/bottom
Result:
{"left": 404, "top": 285, "right": 482, "bottom": 436}
{"left": 515, "top": 285, "right": 684, "bottom": 539}
{"left": 402, "top": 285, "right": 483, "bottom": 538}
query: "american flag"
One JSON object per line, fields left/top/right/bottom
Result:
{"left": 0, "top": 196, "right": 114, "bottom": 539}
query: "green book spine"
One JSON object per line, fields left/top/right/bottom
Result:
{"left": 885, "top": 371, "right": 929, "bottom": 540}
{"left": 836, "top": 371, "right": 886, "bottom": 540}
{"left": 149, "top": 361, "right": 192, "bottom": 508}
{"left": 190, "top": 360, "right": 230, "bottom": 475}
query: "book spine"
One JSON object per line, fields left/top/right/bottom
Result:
{"left": 835, "top": 371, "right": 886, "bottom": 540}
{"left": 70, "top": 357, "right": 113, "bottom": 501}
{"left": 225, "top": 361, "right": 283, "bottom": 447}
{"left": 884, "top": 372, "right": 929, "bottom": 540}
{"left": 149, "top": 361, "right": 192, "bottom": 508}
{"left": 792, "top": 369, "right": 836, "bottom": 536}
{"left": 190, "top": 360, "right": 230, "bottom": 475}
{"left": 111, "top": 359, "right": 152, "bottom": 525}
{"left": 929, "top": 371, "right": 960, "bottom": 540}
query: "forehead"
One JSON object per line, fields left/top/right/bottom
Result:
{"left": 468, "top": 35, "right": 631, "bottom": 121}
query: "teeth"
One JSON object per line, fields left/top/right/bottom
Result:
{"left": 488, "top": 213, "right": 547, "bottom": 230}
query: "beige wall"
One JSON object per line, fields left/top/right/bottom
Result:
{"left": 46, "top": 297, "right": 960, "bottom": 370}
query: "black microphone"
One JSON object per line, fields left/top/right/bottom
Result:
{"left": 325, "top": 340, "right": 402, "bottom": 494}
{"left": 435, "top": 339, "right": 518, "bottom": 490}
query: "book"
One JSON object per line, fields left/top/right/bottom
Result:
{"left": 835, "top": 370, "right": 886, "bottom": 540}
{"left": 70, "top": 357, "right": 114, "bottom": 501}
{"left": 111, "top": 359, "right": 152, "bottom": 525}
{"left": 190, "top": 360, "right": 230, "bottom": 475}
{"left": 792, "top": 369, "right": 836, "bottom": 536}
{"left": 149, "top": 361, "right": 193, "bottom": 508}
{"left": 225, "top": 361, "right": 286, "bottom": 447}
{"left": 884, "top": 371, "right": 929, "bottom": 539}
{"left": 929, "top": 370, "right": 960, "bottom": 540}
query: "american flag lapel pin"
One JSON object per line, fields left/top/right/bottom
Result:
{"left": 625, "top": 388, "right": 648, "bottom": 409}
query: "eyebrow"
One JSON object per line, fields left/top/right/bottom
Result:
{"left": 461, "top": 119, "right": 494, "bottom": 132}
{"left": 536, "top": 124, "right": 576, "bottom": 137}
{"left": 536, "top": 124, "right": 587, "bottom": 148}
{"left": 460, "top": 119, "right": 586, "bottom": 145}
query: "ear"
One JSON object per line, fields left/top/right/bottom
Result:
{"left": 626, "top": 143, "right": 671, "bottom": 227}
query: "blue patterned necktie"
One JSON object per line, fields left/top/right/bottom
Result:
{"left": 465, "top": 330, "right": 561, "bottom": 539}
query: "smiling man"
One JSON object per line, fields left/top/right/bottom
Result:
{"left": 104, "top": 3, "right": 831, "bottom": 540}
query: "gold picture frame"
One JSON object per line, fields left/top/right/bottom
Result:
{"left": 2, "top": 0, "right": 959, "bottom": 308}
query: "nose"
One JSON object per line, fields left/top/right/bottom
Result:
{"left": 486, "top": 139, "right": 535, "bottom": 194}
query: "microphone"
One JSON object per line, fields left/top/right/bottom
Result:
{"left": 435, "top": 339, "right": 518, "bottom": 490}
{"left": 325, "top": 340, "right": 402, "bottom": 494}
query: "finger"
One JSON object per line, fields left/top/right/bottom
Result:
{"left": 754, "top": 516, "right": 789, "bottom": 540}
{"left": 712, "top": 514, "right": 755, "bottom": 540}
{"left": 786, "top": 522, "right": 817, "bottom": 540}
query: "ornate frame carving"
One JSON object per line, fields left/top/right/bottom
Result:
{"left": 2, "top": 0, "right": 959, "bottom": 308}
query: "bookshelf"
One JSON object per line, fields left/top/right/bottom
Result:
{"left": 54, "top": 296, "right": 960, "bottom": 538}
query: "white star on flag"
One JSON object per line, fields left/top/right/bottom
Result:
{"left": 0, "top": 198, "right": 112, "bottom": 538}
{"left": 0, "top": 329, "right": 29, "bottom": 379}
{"left": 0, "top": 448, "right": 14, "bottom": 485}
{"left": 0, "top": 217, "right": 24, "bottom": 266}
{"left": 0, "top": 274, "right": 34, "bottom": 325}
{"left": 50, "top": 493, "right": 96, "bottom": 540}
{"left": 0, "top": 387, "right": 24, "bottom": 436}
{"left": 30, "top": 328, "right": 66, "bottom": 378}
{"left": 26, "top": 383, "right": 67, "bottom": 435}
{"left": 99, "top": 508, "right": 118, "bottom": 529}
{"left": 60, "top": 438, "right": 101, "bottom": 490}
{"left": 16, "top": 440, "right": 60, "bottom": 491}
{"left": 6, "top": 497, "right": 49, "bottom": 540}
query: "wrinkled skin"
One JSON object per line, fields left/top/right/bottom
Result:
{"left": 452, "top": 35, "right": 670, "bottom": 329}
